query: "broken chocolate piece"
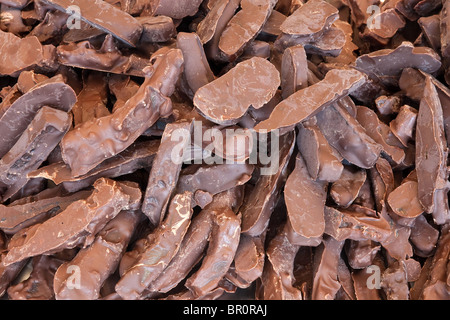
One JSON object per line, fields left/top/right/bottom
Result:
{"left": 281, "top": 44, "right": 308, "bottom": 99}
{"left": 194, "top": 57, "right": 280, "bottom": 125}
{"left": 390, "top": 105, "right": 418, "bottom": 147}
{"left": 137, "top": 16, "right": 176, "bottom": 43}
{"left": 143, "top": 0, "right": 203, "bottom": 19}
{"left": 387, "top": 180, "right": 424, "bottom": 218}
{"left": 330, "top": 166, "right": 367, "bottom": 208}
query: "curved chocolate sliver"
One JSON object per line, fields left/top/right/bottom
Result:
{"left": 285, "top": 154, "right": 327, "bottom": 239}
{"left": 297, "top": 121, "right": 344, "bottom": 182}
{"left": 416, "top": 77, "right": 448, "bottom": 216}
{"left": 330, "top": 166, "right": 367, "bottom": 208}
{"left": 0, "top": 106, "right": 72, "bottom": 201}
{"left": 324, "top": 205, "right": 391, "bottom": 243}
{"left": 326, "top": 20, "right": 358, "bottom": 65}
{"left": 0, "top": 189, "right": 91, "bottom": 234}
{"left": 185, "top": 206, "right": 241, "bottom": 297}
{"left": 141, "top": 121, "right": 193, "bottom": 225}
{"left": 176, "top": 32, "right": 215, "bottom": 95}
{"left": 233, "top": 234, "right": 265, "bottom": 284}
{"left": 355, "top": 41, "right": 441, "bottom": 88}
{"left": 145, "top": 206, "right": 215, "bottom": 294}
{"left": 194, "top": 57, "right": 280, "bottom": 125}
{"left": 3, "top": 178, "right": 140, "bottom": 266}
{"left": 54, "top": 210, "right": 141, "bottom": 300}
{"left": 60, "top": 49, "right": 183, "bottom": 177}
{"left": 312, "top": 236, "right": 344, "bottom": 300}
{"left": 108, "top": 75, "right": 140, "bottom": 112}
{"left": 144, "top": 0, "right": 203, "bottom": 19}
{"left": 240, "top": 131, "right": 295, "bottom": 236}
{"left": 218, "top": 0, "right": 277, "bottom": 61}
{"left": 255, "top": 69, "right": 367, "bottom": 133}
{"left": 316, "top": 101, "right": 382, "bottom": 169}
{"left": 115, "top": 192, "right": 193, "bottom": 300}
{"left": 355, "top": 105, "right": 405, "bottom": 165}
{"left": 261, "top": 227, "right": 302, "bottom": 300}
{"left": 0, "top": 75, "right": 76, "bottom": 159}
{"left": 390, "top": 105, "right": 418, "bottom": 147}
{"left": 41, "top": 0, "right": 142, "bottom": 47}
{"left": 281, "top": 44, "right": 308, "bottom": 99}
{"left": 280, "top": 0, "right": 338, "bottom": 38}
{"left": 387, "top": 181, "right": 424, "bottom": 219}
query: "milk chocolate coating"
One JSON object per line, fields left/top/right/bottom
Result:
{"left": 141, "top": 121, "right": 193, "bottom": 225}
{"left": 255, "top": 69, "right": 367, "bottom": 132}
{"left": 0, "top": 75, "right": 76, "bottom": 159}
{"left": 280, "top": 0, "right": 338, "bottom": 38}
{"left": 115, "top": 192, "right": 193, "bottom": 300}
{"left": 416, "top": 77, "right": 448, "bottom": 219}
{"left": 233, "top": 234, "right": 265, "bottom": 284}
{"left": 390, "top": 105, "right": 418, "bottom": 147}
{"left": 137, "top": 16, "right": 176, "bottom": 43}
{"left": 362, "top": 8, "right": 405, "bottom": 45}
{"left": 410, "top": 214, "right": 439, "bottom": 257}
{"left": 330, "top": 166, "right": 367, "bottom": 208}
{"left": 387, "top": 181, "right": 424, "bottom": 219}
{"left": 3, "top": 178, "right": 140, "bottom": 266}
{"left": 60, "top": 49, "right": 182, "bottom": 177}
{"left": 0, "top": 106, "right": 72, "bottom": 201}
{"left": 41, "top": 0, "right": 142, "bottom": 47}
{"left": 281, "top": 44, "right": 308, "bottom": 99}
{"left": 316, "top": 102, "right": 382, "bottom": 169}
{"left": 441, "top": 0, "right": 450, "bottom": 59}
{"left": 194, "top": 57, "right": 280, "bottom": 125}
{"left": 218, "top": 0, "right": 277, "bottom": 61}
{"left": 54, "top": 210, "right": 141, "bottom": 300}
{"left": 144, "top": 0, "right": 204, "bottom": 19}
{"left": 285, "top": 154, "right": 327, "bottom": 239}
{"left": 418, "top": 14, "right": 441, "bottom": 52}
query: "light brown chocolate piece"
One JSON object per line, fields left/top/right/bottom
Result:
{"left": 54, "top": 210, "right": 141, "bottom": 300}
{"left": 3, "top": 178, "right": 141, "bottom": 266}
{"left": 441, "top": 0, "right": 450, "bottom": 58}
{"left": 285, "top": 154, "right": 327, "bottom": 239}
{"left": 194, "top": 57, "right": 280, "bottom": 125}
{"left": 115, "top": 192, "right": 193, "bottom": 300}
{"left": 218, "top": 0, "right": 277, "bottom": 61}
{"left": 345, "top": 240, "right": 381, "bottom": 270}
{"left": 281, "top": 44, "right": 308, "bottom": 99}
{"left": 297, "top": 121, "right": 343, "bottom": 182}
{"left": 387, "top": 181, "right": 424, "bottom": 218}
{"left": 326, "top": 20, "right": 358, "bottom": 65}
{"left": 280, "top": 0, "right": 338, "bottom": 38}
{"left": 60, "top": 49, "right": 182, "bottom": 177}
{"left": 330, "top": 166, "right": 367, "bottom": 208}
{"left": 362, "top": 8, "right": 405, "bottom": 45}
{"left": 137, "top": 16, "right": 176, "bottom": 43}
{"left": 410, "top": 214, "right": 439, "bottom": 257}
{"left": 233, "top": 234, "right": 265, "bottom": 285}
{"left": 381, "top": 260, "right": 410, "bottom": 300}
{"left": 143, "top": 0, "right": 204, "bottom": 19}
{"left": 255, "top": 69, "right": 367, "bottom": 132}
{"left": 390, "top": 105, "right": 418, "bottom": 147}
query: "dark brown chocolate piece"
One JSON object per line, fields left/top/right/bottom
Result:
{"left": 281, "top": 44, "right": 308, "bottom": 99}
{"left": 316, "top": 101, "right": 383, "bottom": 169}
{"left": 285, "top": 154, "right": 327, "bottom": 239}
{"left": 42, "top": 0, "right": 142, "bottom": 46}
{"left": 3, "top": 178, "right": 141, "bottom": 266}
{"left": 0, "top": 75, "right": 76, "bottom": 159}
{"left": 255, "top": 69, "right": 367, "bottom": 132}
{"left": 60, "top": 49, "right": 182, "bottom": 177}
{"left": 312, "top": 236, "right": 344, "bottom": 300}
{"left": 297, "top": 121, "right": 343, "bottom": 182}
{"left": 280, "top": 0, "right": 338, "bottom": 38}
{"left": 355, "top": 41, "right": 441, "bottom": 88}
{"left": 415, "top": 77, "right": 449, "bottom": 222}
{"left": 194, "top": 57, "right": 280, "bottom": 125}
{"left": 330, "top": 166, "right": 367, "bottom": 208}
{"left": 418, "top": 14, "right": 441, "bottom": 52}
{"left": 218, "top": 0, "right": 277, "bottom": 61}
{"left": 0, "top": 106, "right": 72, "bottom": 201}
{"left": 240, "top": 131, "right": 295, "bottom": 236}
{"left": 54, "top": 210, "right": 141, "bottom": 300}
{"left": 141, "top": 121, "right": 193, "bottom": 225}
{"left": 115, "top": 192, "right": 193, "bottom": 300}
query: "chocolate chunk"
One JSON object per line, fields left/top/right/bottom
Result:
{"left": 375, "top": 95, "right": 402, "bottom": 116}
{"left": 141, "top": 121, "right": 193, "bottom": 225}
{"left": 418, "top": 14, "right": 441, "bottom": 52}
{"left": 3, "top": 178, "right": 141, "bottom": 266}
{"left": 312, "top": 236, "right": 344, "bottom": 300}
{"left": 137, "top": 16, "right": 176, "bottom": 43}
{"left": 361, "top": 8, "right": 405, "bottom": 45}
{"left": 108, "top": 74, "right": 140, "bottom": 112}
{"left": 442, "top": 0, "right": 450, "bottom": 58}
{"left": 176, "top": 32, "right": 215, "bottom": 96}
{"left": 280, "top": 0, "right": 338, "bottom": 38}
{"left": 325, "top": 20, "right": 358, "bottom": 65}
{"left": 351, "top": 255, "right": 384, "bottom": 300}
{"left": 240, "top": 131, "right": 295, "bottom": 236}
{"left": 390, "top": 105, "right": 418, "bottom": 147}
{"left": 260, "top": 9, "right": 286, "bottom": 39}
{"left": 410, "top": 214, "right": 439, "bottom": 257}
{"left": 194, "top": 57, "right": 280, "bottom": 125}
{"left": 0, "top": 75, "right": 76, "bottom": 159}
{"left": 143, "top": 0, "right": 203, "bottom": 19}
{"left": 184, "top": 192, "right": 241, "bottom": 297}
{"left": 60, "top": 49, "right": 182, "bottom": 177}
{"left": 330, "top": 166, "right": 367, "bottom": 208}
{"left": 387, "top": 180, "right": 424, "bottom": 218}
{"left": 115, "top": 192, "right": 193, "bottom": 300}
{"left": 0, "top": 106, "right": 72, "bottom": 201}
{"left": 0, "top": 3, "right": 32, "bottom": 35}
{"left": 415, "top": 77, "right": 449, "bottom": 222}
{"left": 255, "top": 69, "right": 367, "bottom": 132}
{"left": 345, "top": 240, "right": 381, "bottom": 270}
{"left": 233, "top": 234, "right": 265, "bottom": 285}
{"left": 285, "top": 154, "right": 327, "bottom": 239}
{"left": 355, "top": 41, "right": 441, "bottom": 88}
{"left": 218, "top": 0, "right": 277, "bottom": 61}
{"left": 297, "top": 120, "right": 343, "bottom": 182}
{"left": 316, "top": 102, "right": 382, "bottom": 169}
{"left": 381, "top": 260, "right": 410, "bottom": 300}
{"left": 42, "top": 0, "right": 142, "bottom": 46}
{"left": 280, "top": 44, "right": 308, "bottom": 99}
{"left": 54, "top": 210, "right": 141, "bottom": 300}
